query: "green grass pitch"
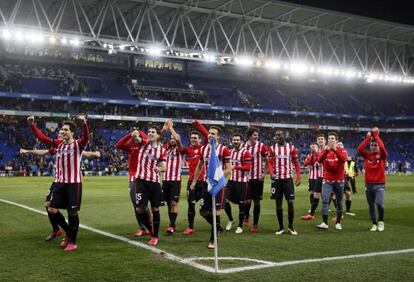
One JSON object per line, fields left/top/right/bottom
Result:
{"left": 1, "top": 175, "right": 413, "bottom": 281}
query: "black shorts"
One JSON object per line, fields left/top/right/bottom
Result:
{"left": 199, "top": 181, "right": 225, "bottom": 212}
{"left": 247, "top": 179, "right": 264, "bottom": 200}
{"left": 129, "top": 180, "right": 139, "bottom": 208}
{"left": 49, "top": 182, "right": 82, "bottom": 212}
{"left": 308, "top": 179, "right": 317, "bottom": 192}
{"left": 226, "top": 180, "right": 248, "bottom": 204}
{"left": 344, "top": 176, "right": 352, "bottom": 191}
{"left": 270, "top": 178, "right": 295, "bottom": 200}
{"left": 314, "top": 178, "right": 323, "bottom": 193}
{"left": 135, "top": 179, "right": 163, "bottom": 208}
{"left": 45, "top": 183, "right": 55, "bottom": 203}
{"left": 187, "top": 180, "right": 206, "bottom": 204}
{"left": 162, "top": 181, "right": 181, "bottom": 202}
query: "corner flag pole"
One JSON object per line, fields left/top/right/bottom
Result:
{"left": 212, "top": 195, "right": 219, "bottom": 272}
{"left": 207, "top": 138, "right": 225, "bottom": 273}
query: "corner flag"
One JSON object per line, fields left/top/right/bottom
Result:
{"left": 207, "top": 138, "right": 226, "bottom": 197}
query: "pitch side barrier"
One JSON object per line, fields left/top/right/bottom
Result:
{"left": 2, "top": 91, "right": 413, "bottom": 122}
{"left": 1, "top": 109, "right": 414, "bottom": 133}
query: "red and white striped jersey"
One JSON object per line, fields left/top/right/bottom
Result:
{"left": 316, "top": 150, "right": 324, "bottom": 178}
{"left": 268, "top": 143, "right": 299, "bottom": 180}
{"left": 199, "top": 143, "right": 231, "bottom": 181}
{"left": 54, "top": 140, "right": 85, "bottom": 183}
{"left": 243, "top": 141, "right": 267, "bottom": 180}
{"left": 135, "top": 141, "right": 166, "bottom": 183}
{"left": 230, "top": 147, "right": 252, "bottom": 183}
{"left": 163, "top": 144, "right": 183, "bottom": 181}
{"left": 30, "top": 122, "right": 89, "bottom": 184}
{"left": 304, "top": 153, "right": 318, "bottom": 180}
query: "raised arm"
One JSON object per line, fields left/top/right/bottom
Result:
{"left": 372, "top": 129, "right": 388, "bottom": 159}
{"left": 27, "top": 116, "right": 54, "bottom": 145}
{"left": 165, "top": 119, "right": 183, "bottom": 151}
{"left": 77, "top": 115, "right": 90, "bottom": 149}
{"left": 139, "top": 130, "right": 148, "bottom": 142}
{"left": 357, "top": 132, "right": 371, "bottom": 158}
{"left": 193, "top": 120, "right": 209, "bottom": 145}
{"left": 115, "top": 132, "right": 133, "bottom": 153}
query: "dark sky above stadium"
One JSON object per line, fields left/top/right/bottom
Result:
{"left": 282, "top": 0, "right": 414, "bottom": 26}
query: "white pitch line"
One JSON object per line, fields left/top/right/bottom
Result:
{"left": 0, "top": 198, "right": 215, "bottom": 273}
{"left": 2, "top": 198, "right": 414, "bottom": 275}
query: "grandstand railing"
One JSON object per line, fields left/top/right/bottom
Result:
{"left": 133, "top": 85, "right": 205, "bottom": 95}
{"left": 2, "top": 91, "right": 414, "bottom": 121}
{"left": 2, "top": 108, "right": 414, "bottom": 133}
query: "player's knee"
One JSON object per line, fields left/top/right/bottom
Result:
{"left": 321, "top": 198, "right": 329, "bottom": 205}
{"left": 287, "top": 199, "right": 294, "bottom": 205}
{"left": 151, "top": 207, "right": 159, "bottom": 212}
{"left": 44, "top": 201, "right": 50, "bottom": 208}
{"left": 314, "top": 192, "right": 321, "bottom": 199}
{"left": 69, "top": 211, "right": 78, "bottom": 216}
{"left": 136, "top": 207, "right": 144, "bottom": 214}
{"left": 47, "top": 207, "right": 58, "bottom": 214}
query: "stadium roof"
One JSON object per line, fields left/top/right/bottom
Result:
{"left": 1, "top": 0, "right": 414, "bottom": 75}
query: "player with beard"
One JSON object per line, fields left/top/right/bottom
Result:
{"left": 161, "top": 119, "right": 184, "bottom": 235}
{"left": 268, "top": 130, "right": 301, "bottom": 235}
{"left": 225, "top": 134, "right": 251, "bottom": 234}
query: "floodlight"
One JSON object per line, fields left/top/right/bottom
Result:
{"left": 148, "top": 46, "right": 162, "bottom": 56}
{"left": 204, "top": 53, "right": 217, "bottom": 63}
{"left": 265, "top": 60, "right": 281, "bottom": 70}
{"left": 289, "top": 62, "right": 309, "bottom": 75}
{"left": 70, "top": 38, "right": 81, "bottom": 47}
{"left": 235, "top": 56, "right": 253, "bottom": 67}
{"left": 15, "top": 31, "right": 24, "bottom": 41}
{"left": 49, "top": 36, "right": 57, "bottom": 44}
{"left": 2, "top": 29, "right": 11, "bottom": 40}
